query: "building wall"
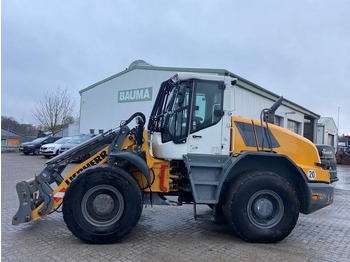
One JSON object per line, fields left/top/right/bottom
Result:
{"left": 316, "top": 119, "right": 338, "bottom": 148}
{"left": 234, "top": 87, "right": 305, "bottom": 134}
{"left": 316, "top": 126, "right": 324, "bottom": 144}
{"left": 8, "top": 138, "right": 20, "bottom": 145}
{"left": 80, "top": 68, "right": 308, "bottom": 137}
{"left": 80, "top": 69, "right": 218, "bottom": 133}
{"left": 68, "top": 123, "right": 80, "bottom": 136}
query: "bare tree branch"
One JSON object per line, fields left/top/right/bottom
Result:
{"left": 32, "top": 87, "right": 76, "bottom": 135}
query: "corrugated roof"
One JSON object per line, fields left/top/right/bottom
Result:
{"left": 79, "top": 64, "right": 320, "bottom": 119}
{"left": 318, "top": 117, "right": 335, "bottom": 126}
{"left": 1, "top": 128, "right": 22, "bottom": 138}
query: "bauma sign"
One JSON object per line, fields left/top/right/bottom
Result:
{"left": 118, "top": 87, "right": 153, "bottom": 103}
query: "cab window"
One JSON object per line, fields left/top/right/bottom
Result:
{"left": 162, "top": 81, "right": 192, "bottom": 143}
{"left": 191, "top": 81, "right": 224, "bottom": 133}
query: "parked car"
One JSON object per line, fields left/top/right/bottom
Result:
{"left": 60, "top": 134, "right": 95, "bottom": 162}
{"left": 40, "top": 137, "right": 72, "bottom": 158}
{"left": 19, "top": 136, "right": 60, "bottom": 155}
{"left": 315, "top": 144, "right": 338, "bottom": 183}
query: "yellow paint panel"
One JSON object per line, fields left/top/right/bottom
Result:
{"left": 31, "top": 146, "right": 110, "bottom": 220}
{"left": 231, "top": 116, "right": 330, "bottom": 183}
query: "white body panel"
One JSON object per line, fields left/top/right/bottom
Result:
{"left": 151, "top": 132, "right": 187, "bottom": 160}
{"left": 151, "top": 74, "right": 234, "bottom": 160}
{"left": 187, "top": 122, "right": 223, "bottom": 155}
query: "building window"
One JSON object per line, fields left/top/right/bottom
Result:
{"left": 99, "top": 129, "right": 104, "bottom": 134}
{"left": 274, "top": 115, "right": 284, "bottom": 127}
{"left": 90, "top": 129, "right": 95, "bottom": 134}
{"left": 287, "top": 120, "right": 300, "bottom": 134}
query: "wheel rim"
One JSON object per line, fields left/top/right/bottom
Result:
{"left": 34, "top": 149, "right": 39, "bottom": 154}
{"left": 81, "top": 185, "right": 125, "bottom": 227}
{"left": 247, "top": 189, "right": 284, "bottom": 229}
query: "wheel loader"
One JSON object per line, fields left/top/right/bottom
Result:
{"left": 13, "top": 73, "right": 333, "bottom": 243}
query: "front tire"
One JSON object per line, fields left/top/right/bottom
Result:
{"left": 223, "top": 171, "right": 299, "bottom": 243}
{"left": 62, "top": 165, "right": 143, "bottom": 244}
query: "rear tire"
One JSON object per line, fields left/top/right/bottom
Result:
{"left": 213, "top": 204, "right": 226, "bottom": 224}
{"left": 33, "top": 148, "right": 40, "bottom": 155}
{"left": 223, "top": 171, "right": 299, "bottom": 243}
{"left": 63, "top": 165, "right": 143, "bottom": 244}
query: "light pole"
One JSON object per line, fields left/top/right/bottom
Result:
{"left": 337, "top": 107, "right": 341, "bottom": 151}
{"left": 337, "top": 107, "right": 341, "bottom": 135}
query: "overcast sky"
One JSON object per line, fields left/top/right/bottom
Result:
{"left": 2, "top": 1, "right": 349, "bottom": 134}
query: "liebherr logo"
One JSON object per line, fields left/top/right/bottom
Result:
{"left": 64, "top": 150, "right": 108, "bottom": 186}
{"left": 118, "top": 87, "right": 153, "bottom": 103}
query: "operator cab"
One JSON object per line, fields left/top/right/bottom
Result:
{"left": 148, "top": 73, "right": 236, "bottom": 160}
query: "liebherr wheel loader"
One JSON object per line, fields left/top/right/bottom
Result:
{"left": 13, "top": 73, "right": 334, "bottom": 243}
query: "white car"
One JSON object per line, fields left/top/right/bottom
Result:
{"left": 40, "top": 137, "right": 71, "bottom": 158}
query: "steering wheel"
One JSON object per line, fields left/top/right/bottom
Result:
{"left": 193, "top": 116, "right": 203, "bottom": 127}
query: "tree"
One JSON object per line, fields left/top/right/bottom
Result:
{"left": 1, "top": 116, "right": 38, "bottom": 137}
{"left": 32, "top": 88, "right": 76, "bottom": 135}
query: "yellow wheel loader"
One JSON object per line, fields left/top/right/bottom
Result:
{"left": 13, "top": 73, "right": 333, "bottom": 243}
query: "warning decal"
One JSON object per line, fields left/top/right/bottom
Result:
{"left": 54, "top": 188, "right": 66, "bottom": 202}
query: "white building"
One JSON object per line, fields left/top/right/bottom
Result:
{"left": 79, "top": 60, "right": 320, "bottom": 142}
{"left": 316, "top": 117, "right": 338, "bottom": 148}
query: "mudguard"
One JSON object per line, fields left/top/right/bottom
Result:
{"left": 109, "top": 151, "right": 151, "bottom": 187}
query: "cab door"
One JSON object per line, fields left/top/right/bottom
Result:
{"left": 187, "top": 80, "right": 226, "bottom": 155}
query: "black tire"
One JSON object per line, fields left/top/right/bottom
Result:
{"left": 212, "top": 204, "right": 226, "bottom": 224}
{"left": 223, "top": 171, "right": 299, "bottom": 243}
{"left": 33, "top": 148, "right": 40, "bottom": 155}
{"left": 23, "top": 152, "right": 29, "bottom": 155}
{"left": 62, "top": 165, "right": 143, "bottom": 244}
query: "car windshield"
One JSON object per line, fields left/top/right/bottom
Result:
{"left": 31, "top": 137, "right": 49, "bottom": 143}
{"left": 68, "top": 135, "right": 92, "bottom": 144}
{"left": 54, "top": 137, "right": 71, "bottom": 144}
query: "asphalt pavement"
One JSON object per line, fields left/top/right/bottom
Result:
{"left": 335, "top": 164, "right": 350, "bottom": 191}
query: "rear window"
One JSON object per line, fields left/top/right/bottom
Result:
{"left": 316, "top": 145, "right": 335, "bottom": 159}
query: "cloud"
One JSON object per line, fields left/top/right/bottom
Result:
{"left": 2, "top": 0, "right": 349, "bottom": 134}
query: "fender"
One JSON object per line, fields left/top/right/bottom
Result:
{"left": 218, "top": 151, "right": 310, "bottom": 213}
{"left": 223, "top": 151, "right": 309, "bottom": 183}
{"left": 109, "top": 151, "right": 151, "bottom": 187}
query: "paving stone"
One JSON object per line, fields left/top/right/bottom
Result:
{"left": 2, "top": 153, "right": 350, "bottom": 261}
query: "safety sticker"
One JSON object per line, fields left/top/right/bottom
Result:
{"left": 308, "top": 170, "right": 317, "bottom": 180}
{"left": 54, "top": 188, "right": 66, "bottom": 202}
